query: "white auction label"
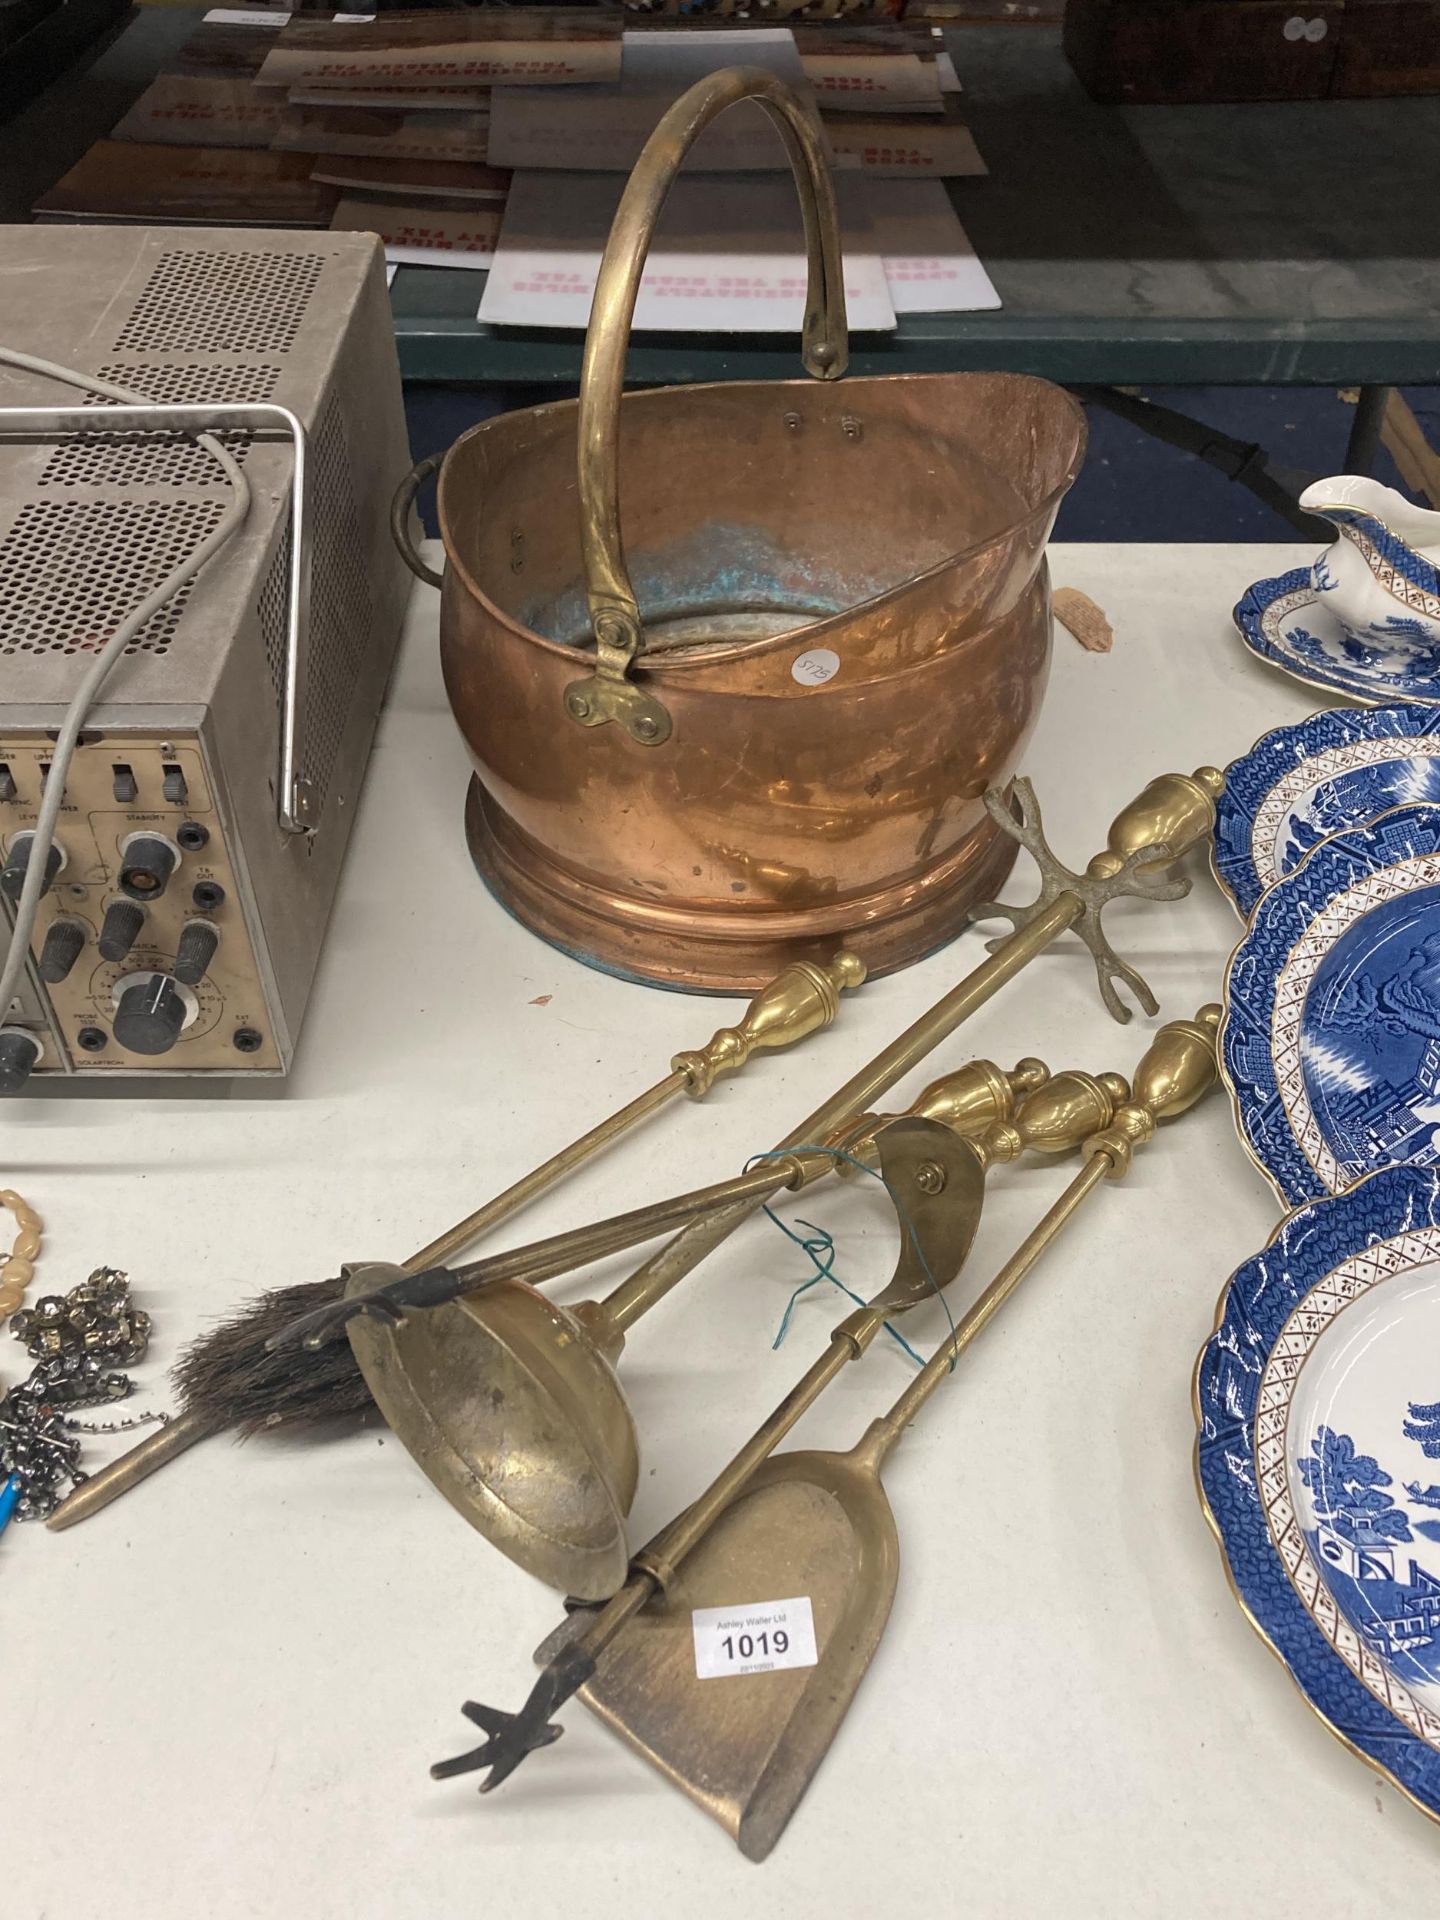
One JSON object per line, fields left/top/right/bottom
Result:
{"left": 691, "top": 1596, "right": 818, "bottom": 1679}
{"left": 790, "top": 647, "right": 841, "bottom": 687}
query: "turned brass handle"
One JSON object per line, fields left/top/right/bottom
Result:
{"left": 566, "top": 67, "right": 851, "bottom": 747}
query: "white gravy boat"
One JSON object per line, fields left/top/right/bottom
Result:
{"left": 1300, "top": 475, "right": 1440, "bottom": 653}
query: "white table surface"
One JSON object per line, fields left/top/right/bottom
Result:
{"left": 7, "top": 542, "right": 1435, "bottom": 1918}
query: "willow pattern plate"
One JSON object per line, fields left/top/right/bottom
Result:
{"left": 1222, "top": 801, "right": 1440, "bottom": 1206}
{"left": 1213, "top": 705, "right": 1440, "bottom": 919}
{"left": 1196, "top": 1164, "right": 1440, "bottom": 1825}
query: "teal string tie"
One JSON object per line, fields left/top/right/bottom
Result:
{"left": 744, "top": 1146, "right": 958, "bottom": 1368}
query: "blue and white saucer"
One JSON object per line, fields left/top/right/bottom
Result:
{"left": 1214, "top": 705, "right": 1440, "bottom": 919}
{"left": 1222, "top": 801, "right": 1440, "bottom": 1206}
{"left": 1234, "top": 567, "right": 1440, "bottom": 706}
{"left": 1196, "top": 1163, "right": 1440, "bottom": 1828}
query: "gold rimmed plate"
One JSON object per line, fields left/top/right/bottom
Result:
{"left": 1195, "top": 1163, "right": 1440, "bottom": 1825}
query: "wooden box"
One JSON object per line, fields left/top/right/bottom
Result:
{"left": 1334, "top": 0, "right": 1440, "bottom": 93}
{"left": 1063, "top": 0, "right": 1344, "bottom": 102}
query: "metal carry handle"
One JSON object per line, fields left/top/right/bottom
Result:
{"left": 391, "top": 451, "right": 445, "bottom": 591}
{"left": 0, "top": 400, "right": 314, "bottom": 835}
{"left": 565, "top": 67, "right": 850, "bottom": 749}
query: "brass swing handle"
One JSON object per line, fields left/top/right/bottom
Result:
{"left": 566, "top": 67, "right": 851, "bottom": 749}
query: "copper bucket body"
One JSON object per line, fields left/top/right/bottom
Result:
{"left": 435, "top": 73, "right": 1086, "bottom": 991}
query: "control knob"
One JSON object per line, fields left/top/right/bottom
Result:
{"left": 0, "top": 1027, "right": 40, "bottom": 1094}
{"left": 1, "top": 834, "right": 62, "bottom": 903}
{"left": 98, "top": 900, "right": 146, "bottom": 964}
{"left": 174, "top": 921, "right": 218, "bottom": 988}
{"left": 112, "top": 974, "right": 188, "bottom": 1057}
{"left": 119, "top": 837, "right": 177, "bottom": 902}
{"left": 38, "top": 919, "right": 86, "bottom": 983}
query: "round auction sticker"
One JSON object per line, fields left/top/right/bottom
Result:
{"left": 791, "top": 647, "right": 841, "bottom": 687}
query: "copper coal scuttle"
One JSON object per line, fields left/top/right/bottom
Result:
{"left": 413, "top": 68, "right": 1086, "bottom": 991}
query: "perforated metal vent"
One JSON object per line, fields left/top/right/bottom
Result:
{"left": 37, "top": 362, "right": 286, "bottom": 491}
{"left": 112, "top": 250, "right": 325, "bottom": 356}
{"left": 89, "top": 364, "right": 285, "bottom": 406}
{"left": 0, "top": 500, "right": 225, "bottom": 656}
{"left": 39, "top": 432, "right": 249, "bottom": 492}
{"left": 304, "top": 394, "right": 374, "bottom": 810}
{"left": 257, "top": 530, "right": 289, "bottom": 701}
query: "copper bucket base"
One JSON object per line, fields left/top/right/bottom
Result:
{"left": 464, "top": 776, "right": 1020, "bottom": 993}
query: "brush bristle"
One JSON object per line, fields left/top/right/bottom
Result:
{"left": 171, "top": 1278, "right": 376, "bottom": 1436}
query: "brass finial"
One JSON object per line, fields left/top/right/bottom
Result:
{"left": 672, "top": 951, "right": 867, "bottom": 1097}
{"left": 1082, "top": 1004, "right": 1221, "bottom": 1176}
{"left": 976, "top": 1067, "right": 1131, "bottom": 1167}
{"left": 839, "top": 1054, "right": 1051, "bottom": 1163}
{"left": 1087, "top": 769, "right": 1225, "bottom": 881}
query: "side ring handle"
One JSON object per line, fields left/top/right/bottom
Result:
{"left": 391, "top": 452, "right": 445, "bottom": 591}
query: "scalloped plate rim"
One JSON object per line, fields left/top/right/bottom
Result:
{"left": 1213, "top": 703, "right": 1440, "bottom": 920}
{"left": 1220, "top": 799, "right": 1440, "bottom": 1207}
{"left": 1233, "top": 565, "right": 1440, "bottom": 708}
{"left": 1195, "top": 1163, "right": 1440, "bottom": 1828}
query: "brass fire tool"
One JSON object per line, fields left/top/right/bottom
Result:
{"left": 46, "top": 957, "right": 864, "bottom": 1532}
{"left": 337, "top": 1057, "right": 1048, "bottom": 1598}
{"left": 432, "top": 1007, "right": 1221, "bottom": 1834}
{"left": 414, "top": 765, "right": 1222, "bottom": 1392}
{"left": 255, "top": 765, "right": 1218, "bottom": 1597}
{"left": 286, "top": 761, "right": 1220, "bottom": 1356}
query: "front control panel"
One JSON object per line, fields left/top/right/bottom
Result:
{"left": 0, "top": 735, "right": 280, "bottom": 1076}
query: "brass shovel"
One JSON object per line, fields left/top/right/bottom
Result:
{"left": 431, "top": 1007, "right": 1220, "bottom": 1832}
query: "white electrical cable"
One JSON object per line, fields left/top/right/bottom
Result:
{"left": 0, "top": 349, "right": 252, "bottom": 1041}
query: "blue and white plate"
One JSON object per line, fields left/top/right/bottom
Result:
{"left": 1214, "top": 705, "right": 1440, "bottom": 919}
{"left": 1234, "top": 567, "right": 1440, "bottom": 706}
{"left": 1196, "top": 1164, "right": 1440, "bottom": 1827}
{"left": 1222, "top": 801, "right": 1440, "bottom": 1206}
